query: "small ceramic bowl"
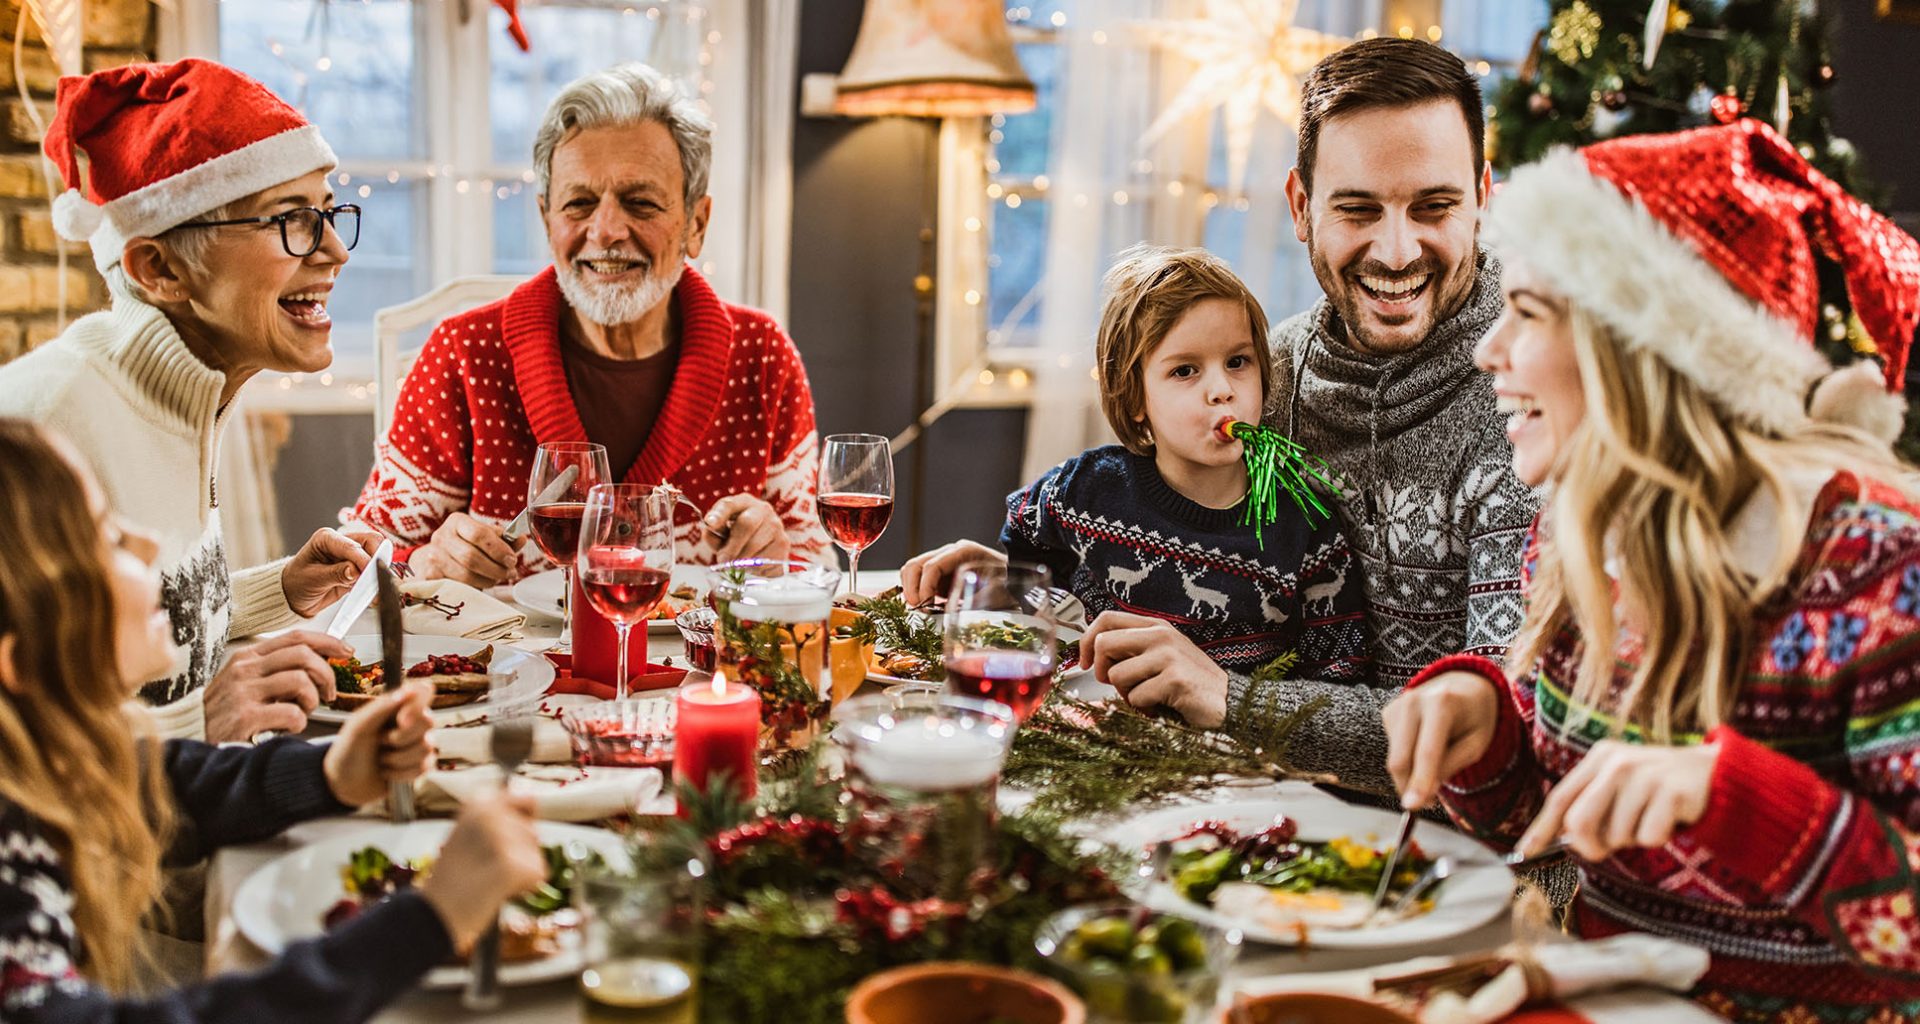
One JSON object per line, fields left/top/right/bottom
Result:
{"left": 1215, "top": 993, "right": 1416, "bottom": 1024}
{"left": 1035, "top": 903, "right": 1240, "bottom": 1023}
{"left": 846, "top": 962, "right": 1085, "bottom": 1024}
{"left": 559, "top": 696, "right": 676, "bottom": 769}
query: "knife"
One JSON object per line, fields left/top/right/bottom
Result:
{"left": 376, "top": 561, "right": 418, "bottom": 823}
{"left": 1366, "top": 809, "right": 1417, "bottom": 925}
{"left": 502, "top": 464, "right": 580, "bottom": 543}
{"left": 326, "top": 538, "right": 392, "bottom": 638}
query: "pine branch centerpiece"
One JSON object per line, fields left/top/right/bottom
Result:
{"left": 1213, "top": 416, "right": 1340, "bottom": 546}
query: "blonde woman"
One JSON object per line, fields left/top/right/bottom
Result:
{"left": 1383, "top": 120, "right": 1920, "bottom": 1022}
{"left": 0, "top": 419, "right": 548, "bottom": 1021}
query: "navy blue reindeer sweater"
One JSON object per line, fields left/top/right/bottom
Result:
{"left": 1000, "top": 446, "right": 1371, "bottom": 684}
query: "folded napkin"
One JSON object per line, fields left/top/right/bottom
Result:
{"left": 431, "top": 718, "right": 575, "bottom": 765}
{"left": 400, "top": 578, "right": 524, "bottom": 640}
{"left": 1242, "top": 934, "right": 1712, "bottom": 1024}
{"left": 414, "top": 764, "right": 663, "bottom": 822}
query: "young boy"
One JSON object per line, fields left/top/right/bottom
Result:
{"left": 1003, "top": 244, "right": 1370, "bottom": 689}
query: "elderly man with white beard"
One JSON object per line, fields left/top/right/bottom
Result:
{"left": 352, "top": 63, "right": 830, "bottom": 584}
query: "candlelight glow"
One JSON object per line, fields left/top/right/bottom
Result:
{"left": 710, "top": 671, "right": 727, "bottom": 698}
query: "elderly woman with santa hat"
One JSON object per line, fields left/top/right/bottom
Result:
{"left": 1385, "top": 119, "right": 1920, "bottom": 1022}
{"left": 0, "top": 59, "right": 380, "bottom": 744}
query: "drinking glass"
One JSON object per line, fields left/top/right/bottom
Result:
{"left": 817, "top": 433, "right": 894, "bottom": 597}
{"left": 528, "top": 441, "right": 610, "bottom": 655}
{"left": 707, "top": 558, "right": 841, "bottom": 749}
{"left": 575, "top": 836, "right": 705, "bottom": 1024}
{"left": 578, "top": 484, "right": 675, "bottom": 701}
{"left": 942, "top": 561, "right": 1059, "bottom": 722}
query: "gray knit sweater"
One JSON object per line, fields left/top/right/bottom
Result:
{"left": 1233, "top": 251, "right": 1541, "bottom": 796}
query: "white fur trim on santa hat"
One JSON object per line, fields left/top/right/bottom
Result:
{"left": 88, "top": 124, "right": 337, "bottom": 272}
{"left": 1483, "top": 149, "right": 1829, "bottom": 438}
{"left": 1808, "top": 358, "right": 1907, "bottom": 442}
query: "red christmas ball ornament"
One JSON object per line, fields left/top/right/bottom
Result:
{"left": 1709, "top": 90, "right": 1744, "bottom": 125}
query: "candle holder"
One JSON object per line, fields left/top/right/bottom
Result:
{"left": 834, "top": 693, "right": 1016, "bottom": 900}
{"left": 707, "top": 558, "right": 841, "bottom": 750}
{"left": 561, "top": 697, "right": 677, "bottom": 769}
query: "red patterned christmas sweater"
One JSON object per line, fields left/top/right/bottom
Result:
{"left": 351, "top": 266, "right": 830, "bottom": 575}
{"left": 1412, "top": 471, "right": 1920, "bottom": 1023}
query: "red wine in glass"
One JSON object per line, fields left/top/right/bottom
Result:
{"left": 529, "top": 502, "right": 588, "bottom": 564}
{"left": 943, "top": 651, "right": 1054, "bottom": 722}
{"left": 818, "top": 492, "right": 894, "bottom": 550}
{"left": 580, "top": 554, "right": 672, "bottom": 626}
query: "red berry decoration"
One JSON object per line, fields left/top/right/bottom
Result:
{"left": 1709, "top": 90, "right": 1744, "bottom": 125}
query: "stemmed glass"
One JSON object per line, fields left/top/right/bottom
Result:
{"left": 942, "top": 561, "right": 1059, "bottom": 723}
{"left": 578, "top": 484, "right": 675, "bottom": 701}
{"left": 817, "top": 433, "right": 894, "bottom": 597}
{"left": 528, "top": 441, "right": 610, "bottom": 655}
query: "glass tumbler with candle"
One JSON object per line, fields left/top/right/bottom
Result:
{"left": 707, "top": 558, "right": 841, "bottom": 750}
{"left": 835, "top": 692, "right": 1016, "bottom": 899}
{"left": 576, "top": 836, "right": 706, "bottom": 1024}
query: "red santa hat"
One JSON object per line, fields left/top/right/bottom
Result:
{"left": 41, "top": 58, "right": 337, "bottom": 273}
{"left": 1484, "top": 119, "right": 1920, "bottom": 442}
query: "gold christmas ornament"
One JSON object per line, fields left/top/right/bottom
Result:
{"left": 1549, "top": 1, "right": 1604, "bottom": 65}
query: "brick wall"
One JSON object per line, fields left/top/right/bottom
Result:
{"left": 0, "top": 0, "right": 155, "bottom": 365}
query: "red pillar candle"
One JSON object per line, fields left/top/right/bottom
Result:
{"left": 672, "top": 673, "right": 761, "bottom": 801}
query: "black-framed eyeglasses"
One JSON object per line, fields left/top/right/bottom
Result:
{"left": 171, "top": 204, "right": 361, "bottom": 258}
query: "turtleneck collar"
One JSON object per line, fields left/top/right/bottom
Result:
{"left": 73, "top": 277, "right": 230, "bottom": 436}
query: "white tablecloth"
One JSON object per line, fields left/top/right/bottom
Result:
{"left": 204, "top": 570, "right": 1709, "bottom": 1022}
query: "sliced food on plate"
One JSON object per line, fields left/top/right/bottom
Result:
{"left": 327, "top": 646, "right": 494, "bottom": 711}
{"left": 323, "top": 842, "right": 596, "bottom": 962}
{"left": 1166, "top": 818, "right": 1436, "bottom": 933}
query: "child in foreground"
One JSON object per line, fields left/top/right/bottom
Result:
{"left": 904, "top": 244, "right": 1372, "bottom": 727}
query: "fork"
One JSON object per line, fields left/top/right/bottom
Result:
{"left": 463, "top": 713, "right": 536, "bottom": 1011}
{"left": 1386, "top": 855, "right": 1454, "bottom": 919}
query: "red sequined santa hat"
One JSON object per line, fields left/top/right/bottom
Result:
{"left": 1484, "top": 119, "right": 1920, "bottom": 441}
{"left": 41, "top": 58, "right": 336, "bottom": 273}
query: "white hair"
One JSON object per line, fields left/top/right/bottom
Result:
{"left": 532, "top": 62, "right": 713, "bottom": 209}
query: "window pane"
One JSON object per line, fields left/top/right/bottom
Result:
{"left": 326, "top": 180, "right": 428, "bottom": 368}
{"left": 988, "top": 196, "right": 1050, "bottom": 347}
{"left": 488, "top": 1, "right": 710, "bottom": 167}
{"left": 990, "top": 41, "right": 1062, "bottom": 180}
{"left": 218, "top": 0, "right": 420, "bottom": 162}
{"left": 493, "top": 180, "right": 548, "bottom": 276}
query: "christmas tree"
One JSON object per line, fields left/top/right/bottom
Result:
{"left": 1490, "top": 0, "right": 1912, "bottom": 449}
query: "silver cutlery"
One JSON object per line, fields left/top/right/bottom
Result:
{"left": 1386, "top": 855, "right": 1454, "bottom": 919}
{"left": 375, "top": 562, "right": 417, "bottom": 823}
{"left": 1503, "top": 840, "right": 1570, "bottom": 871}
{"left": 1366, "top": 809, "right": 1417, "bottom": 923}
{"left": 250, "top": 537, "right": 391, "bottom": 746}
{"left": 463, "top": 712, "right": 536, "bottom": 1010}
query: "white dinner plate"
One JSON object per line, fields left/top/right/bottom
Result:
{"left": 512, "top": 566, "right": 705, "bottom": 633}
{"left": 232, "top": 820, "right": 628, "bottom": 989}
{"left": 864, "top": 622, "right": 1090, "bottom": 687}
{"left": 311, "top": 635, "right": 554, "bottom": 726}
{"left": 1097, "top": 794, "right": 1512, "bottom": 949}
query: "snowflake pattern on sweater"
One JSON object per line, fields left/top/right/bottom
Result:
{"left": 352, "top": 265, "right": 830, "bottom": 575}
{"left": 1000, "top": 447, "right": 1371, "bottom": 682}
{"left": 1421, "top": 472, "right": 1920, "bottom": 1023}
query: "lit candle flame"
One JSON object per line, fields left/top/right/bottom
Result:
{"left": 710, "top": 670, "right": 726, "bottom": 698}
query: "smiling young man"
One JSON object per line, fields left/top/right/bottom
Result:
{"left": 0, "top": 59, "right": 381, "bottom": 743}
{"left": 352, "top": 62, "right": 830, "bottom": 586}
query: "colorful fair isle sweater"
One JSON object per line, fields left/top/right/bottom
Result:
{"left": 0, "top": 282, "right": 301, "bottom": 740}
{"left": 1001, "top": 446, "right": 1371, "bottom": 687}
{"left": 1418, "top": 471, "right": 1920, "bottom": 1024}
{"left": 0, "top": 739, "right": 451, "bottom": 1022}
{"left": 351, "top": 265, "right": 831, "bottom": 576}
{"left": 1256, "top": 250, "right": 1540, "bottom": 796}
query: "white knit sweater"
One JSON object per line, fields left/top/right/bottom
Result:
{"left": 0, "top": 283, "right": 299, "bottom": 739}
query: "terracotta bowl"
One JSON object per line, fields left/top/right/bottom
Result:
{"left": 1218, "top": 992, "right": 1417, "bottom": 1024}
{"left": 846, "top": 962, "right": 1086, "bottom": 1024}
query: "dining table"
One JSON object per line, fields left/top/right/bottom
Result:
{"left": 201, "top": 568, "right": 1721, "bottom": 1024}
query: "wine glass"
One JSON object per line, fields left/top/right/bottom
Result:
{"left": 528, "top": 441, "right": 610, "bottom": 655}
{"left": 818, "top": 433, "right": 894, "bottom": 597}
{"left": 578, "top": 484, "right": 675, "bottom": 701}
{"left": 942, "top": 561, "right": 1059, "bottom": 722}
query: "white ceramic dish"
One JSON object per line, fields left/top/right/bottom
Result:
{"left": 1097, "top": 794, "right": 1513, "bottom": 949}
{"left": 512, "top": 566, "right": 705, "bottom": 633}
{"left": 232, "top": 820, "right": 628, "bottom": 989}
{"left": 312, "top": 635, "right": 554, "bottom": 725}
